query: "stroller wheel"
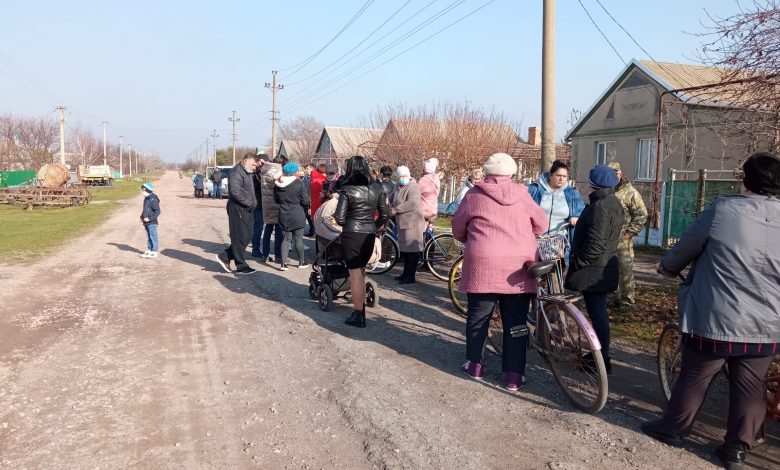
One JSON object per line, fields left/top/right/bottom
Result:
{"left": 308, "top": 280, "right": 318, "bottom": 300}
{"left": 318, "top": 285, "right": 333, "bottom": 311}
{"left": 365, "top": 281, "right": 378, "bottom": 308}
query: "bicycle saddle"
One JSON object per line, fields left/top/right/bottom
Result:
{"left": 525, "top": 260, "right": 557, "bottom": 279}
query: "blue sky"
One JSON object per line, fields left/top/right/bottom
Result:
{"left": 1, "top": 0, "right": 740, "bottom": 162}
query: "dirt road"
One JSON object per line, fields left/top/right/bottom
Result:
{"left": 0, "top": 171, "right": 776, "bottom": 469}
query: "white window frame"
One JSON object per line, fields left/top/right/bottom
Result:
{"left": 595, "top": 141, "right": 615, "bottom": 166}
{"left": 636, "top": 138, "right": 658, "bottom": 181}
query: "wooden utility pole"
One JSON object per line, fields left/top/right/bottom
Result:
{"left": 211, "top": 129, "right": 219, "bottom": 166}
{"left": 119, "top": 136, "right": 123, "bottom": 178}
{"left": 228, "top": 111, "right": 239, "bottom": 165}
{"left": 265, "top": 71, "right": 284, "bottom": 158}
{"left": 102, "top": 121, "right": 108, "bottom": 166}
{"left": 58, "top": 106, "right": 66, "bottom": 164}
{"left": 541, "top": 0, "right": 556, "bottom": 172}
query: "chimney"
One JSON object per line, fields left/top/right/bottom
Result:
{"left": 528, "top": 127, "right": 541, "bottom": 146}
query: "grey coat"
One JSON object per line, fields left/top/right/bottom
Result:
{"left": 392, "top": 179, "right": 425, "bottom": 252}
{"left": 661, "top": 194, "right": 780, "bottom": 343}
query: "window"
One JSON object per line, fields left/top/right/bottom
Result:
{"left": 595, "top": 141, "right": 615, "bottom": 165}
{"left": 636, "top": 138, "right": 658, "bottom": 180}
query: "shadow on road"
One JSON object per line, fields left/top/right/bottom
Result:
{"left": 107, "top": 242, "right": 144, "bottom": 254}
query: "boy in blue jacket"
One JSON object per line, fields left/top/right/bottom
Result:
{"left": 140, "top": 182, "right": 161, "bottom": 258}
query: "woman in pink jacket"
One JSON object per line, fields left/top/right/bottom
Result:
{"left": 452, "top": 153, "right": 548, "bottom": 391}
{"left": 418, "top": 157, "right": 441, "bottom": 222}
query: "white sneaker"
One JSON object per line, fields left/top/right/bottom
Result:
{"left": 140, "top": 250, "right": 151, "bottom": 258}
{"left": 147, "top": 251, "right": 158, "bottom": 258}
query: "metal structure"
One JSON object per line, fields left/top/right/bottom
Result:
{"left": 0, "top": 184, "right": 91, "bottom": 207}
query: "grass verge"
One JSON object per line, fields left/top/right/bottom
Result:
{"left": 0, "top": 175, "right": 157, "bottom": 262}
{"left": 608, "top": 282, "right": 679, "bottom": 346}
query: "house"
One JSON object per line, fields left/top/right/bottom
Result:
{"left": 565, "top": 59, "right": 748, "bottom": 212}
{"left": 510, "top": 126, "right": 571, "bottom": 182}
{"left": 313, "top": 126, "right": 382, "bottom": 165}
{"left": 277, "top": 140, "right": 307, "bottom": 162}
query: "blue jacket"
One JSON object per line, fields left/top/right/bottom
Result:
{"left": 141, "top": 193, "right": 161, "bottom": 225}
{"left": 528, "top": 173, "right": 585, "bottom": 241}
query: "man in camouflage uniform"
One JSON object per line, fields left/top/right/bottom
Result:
{"left": 608, "top": 162, "right": 648, "bottom": 307}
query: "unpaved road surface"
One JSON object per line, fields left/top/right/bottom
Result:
{"left": 0, "top": 171, "right": 777, "bottom": 469}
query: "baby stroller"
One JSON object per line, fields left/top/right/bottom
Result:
{"left": 308, "top": 235, "right": 379, "bottom": 311}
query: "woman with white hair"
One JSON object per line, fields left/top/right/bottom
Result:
{"left": 391, "top": 166, "right": 426, "bottom": 284}
{"left": 418, "top": 157, "right": 441, "bottom": 222}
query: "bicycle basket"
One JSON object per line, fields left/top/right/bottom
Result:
{"left": 537, "top": 233, "right": 568, "bottom": 261}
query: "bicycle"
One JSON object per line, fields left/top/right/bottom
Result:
{"left": 372, "top": 219, "right": 461, "bottom": 281}
{"left": 448, "top": 225, "right": 609, "bottom": 414}
{"left": 656, "top": 321, "right": 780, "bottom": 447}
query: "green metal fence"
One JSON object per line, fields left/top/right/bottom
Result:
{"left": 0, "top": 170, "right": 36, "bottom": 187}
{"left": 662, "top": 169, "right": 740, "bottom": 246}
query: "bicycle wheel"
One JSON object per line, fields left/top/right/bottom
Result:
{"left": 657, "top": 323, "right": 682, "bottom": 404}
{"left": 366, "top": 234, "right": 399, "bottom": 275}
{"left": 425, "top": 233, "right": 462, "bottom": 281}
{"left": 448, "top": 256, "right": 468, "bottom": 316}
{"left": 539, "top": 301, "right": 608, "bottom": 414}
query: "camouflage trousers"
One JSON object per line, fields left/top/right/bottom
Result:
{"left": 616, "top": 236, "right": 636, "bottom": 305}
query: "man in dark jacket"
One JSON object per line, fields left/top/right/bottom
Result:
{"left": 139, "top": 182, "right": 161, "bottom": 258}
{"left": 216, "top": 153, "right": 259, "bottom": 275}
{"left": 210, "top": 168, "right": 224, "bottom": 199}
{"left": 564, "top": 165, "right": 623, "bottom": 373}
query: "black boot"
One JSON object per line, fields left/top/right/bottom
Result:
{"left": 345, "top": 309, "right": 366, "bottom": 328}
{"left": 715, "top": 442, "right": 747, "bottom": 470}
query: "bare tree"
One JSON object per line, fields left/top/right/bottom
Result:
{"left": 696, "top": 0, "right": 780, "bottom": 152}
{"left": 278, "top": 116, "right": 324, "bottom": 163}
{"left": 0, "top": 113, "right": 58, "bottom": 170}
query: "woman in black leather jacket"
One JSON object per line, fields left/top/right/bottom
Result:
{"left": 334, "top": 156, "right": 391, "bottom": 327}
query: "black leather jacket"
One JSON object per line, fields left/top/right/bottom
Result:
{"left": 334, "top": 182, "right": 390, "bottom": 234}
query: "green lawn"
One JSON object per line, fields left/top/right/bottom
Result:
{"left": 0, "top": 175, "right": 157, "bottom": 262}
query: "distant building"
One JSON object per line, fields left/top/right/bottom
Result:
{"left": 313, "top": 126, "right": 382, "bottom": 166}
{"left": 277, "top": 140, "right": 307, "bottom": 163}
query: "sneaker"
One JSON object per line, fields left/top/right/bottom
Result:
{"left": 215, "top": 253, "right": 232, "bottom": 273}
{"left": 461, "top": 361, "right": 483, "bottom": 380}
{"left": 251, "top": 251, "right": 263, "bottom": 258}
{"left": 258, "top": 256, "right": 268, "bottom": 263}
{"left": 715, "top": 443, "right": 747, "bottom": 470}
{"left": 298, "top": 263, "right": 310, "bottom": 269}
{"left": 641, "top": 421, "right": 685, "bottom": 448}
{"left": 147, "top": 251, "right": 158, "bottom": 258}
{"left": 140, "top": 250, "right": 151, "bottom": 258}
{"left": 235, "top": 267, "right": 257, "bottom": 275}
{"left": 504, "top": 372, "right": 527, "bottom": 391}
{"left": 280, "top": 264, "right": 289, "bottom": 271}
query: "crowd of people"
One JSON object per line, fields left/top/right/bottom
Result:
{"left": 207, "top": 148, "right": 780, "bottom": 469}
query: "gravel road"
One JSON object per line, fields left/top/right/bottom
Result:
{"left": 0, "top": 171, "right": 776, "bottom": 469}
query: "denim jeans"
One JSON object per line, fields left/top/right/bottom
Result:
{"left": 262, "top": 223, "right": 283, "bottom": 260}
{"left": 213, "top": 185, "right": 222, "bottom": 199}
{"left": 583, "top": 293, "right": 610, "bottom": 360}
{"left": 145, "top": 224, "right": 158, "bottom": 252}
{"left": 251, "top": 208, "right": 264, "bottom": 255}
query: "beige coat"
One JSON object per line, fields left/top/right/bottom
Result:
{"left": 392, "top": 179, "right": 425, "bottom": 252}
{"left": 314, "top": 195, "right": 342, "bottom": 241}
{"left": 260, "top": 162, "right": 282, "bottom": 224}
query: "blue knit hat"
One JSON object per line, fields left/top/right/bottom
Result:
{"left": 588, "top": 165, "right": 619, "bottom": 189}
{"left": 283, "top": 162, "right": 299, "bottom": 175}
{"left": 142, "top": 182, "right": 154, "bottom": 192}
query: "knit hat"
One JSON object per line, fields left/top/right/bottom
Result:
{"left": 743, "top": 152, "right": 780, "bottom": 196}
{"left": 283, "top": 162, "right": 299, "bottom": 175}
{"left": 607, "top": 162, "right": 621, "bottom": 171}
{"left": 396, "top": 165, "right": 411, "bottom": 177}
{"left": 470, "top": 168, "right": 484, "bottom": 181}
{"left": 141, "top": 182, "right": 154, "bottom": 193}
{"left": 482, "top": 153, "right": 517, "bottom": 176}
{"left": 423, "top": 157, "right": 438, "bottom": 174}
{"left": 588, "top": 164, "right": 619, "bottom": 189}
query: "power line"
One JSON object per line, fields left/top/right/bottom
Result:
{"left": 283, "top": 0, "right": 467, "bottom": 109}
{"left": 286, "top": 0, "right": 413, "bottom": 87}
{"left": 285, "top": 0, "right": 496, "bottom": 116}
{"left": 576, "top": 0, "right": 625, "bottom": 65}
{"left": 280, "top": 0, "right": 375, "bottom": 79}
{"left": 0, "top": 50, "right": 62, "bottom": 106}
{"left": 591, "top": 0, "right": 697, "bottom": 88}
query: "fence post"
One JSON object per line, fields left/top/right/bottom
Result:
{"left": 695, "top": 169, "right": 707, "bottom": 215}
{"left": 662, "top": 169, "right": 676, "bottom": 248}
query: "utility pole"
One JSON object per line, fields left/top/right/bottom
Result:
{"left": 265, "top": 71, "right": 284, "bottom": 158}
{"left": 228, "top": 111, "right": 240, "bottom": 165}
{"left": 102, "top": 121, "right": 108, "bottom": 166}
{"left": 58, "top": 106, "right": 66, "bottom": 164}
{"left": 211, "top": 129, "right": 219, "bottom": 166}
{"left": 127, "top": 145, "right": 133, "bottom": 177}
{"left": 541, "top": 0, "right": 556, "bottom": 172}
{"left": 119, "top": 136, "right": 123, "bottom": 178}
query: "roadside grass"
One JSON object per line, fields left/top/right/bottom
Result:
{"left": 608, "top": 282, "right": 679, "bottom": 345}
{"left": 0, "top": 175, "right": 157, "bottom": 262}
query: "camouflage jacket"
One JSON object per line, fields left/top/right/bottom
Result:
{"left": 614, "top": 177, "right": 648, "bottom": 237}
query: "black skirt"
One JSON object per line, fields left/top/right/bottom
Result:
{"left": 339, "top": 232, "right": 375, "bottom": 269}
